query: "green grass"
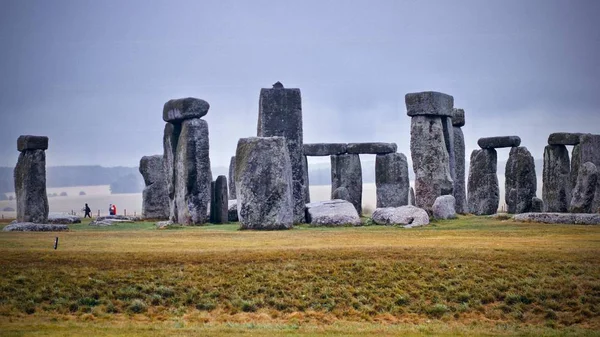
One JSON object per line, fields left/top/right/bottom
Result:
{"left": 0, "top": 216, "right": 599, "bottom": 336}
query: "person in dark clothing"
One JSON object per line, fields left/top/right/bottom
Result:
{"left": 84, "top": 203, "right": 92, "bottom": 218}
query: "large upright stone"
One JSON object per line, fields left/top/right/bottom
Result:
{"left": 410, "top": 115, "right": 454, "bottom": 214}
{"left": 569, "top": 162, "right": 598, "bottom": 213}
{"left": 163, "top": 98, "right": 209, "bottom": 123}
{"left": 139, "top": 155, "right": 169, "bottom": 219}
{"left": 235, "top": 137, "right": 294, "bottom": 229}
{"left": 478, "top": 136, "right": 521, "bottom": 149}
{"left": 15, "top": 149, "right": 49, "bottom": 223}
{"left": 505, "top": 147, "right": 537, "bottom": 214}
{"left": 453, "top": 126, "right": 467, "bottom": 214}
{"left": 228, "top": 156, "right": 236, "bottom": 200}
{"left": 571, "top": 144, "right": 581, "bottom": 192}
{"left": 467, "top": 149, "right": 499, "bottom": 215}
{"left": 579, "top": 134, "right": 600, "bottom": 212}
{"left": 213, "top": 175, "right": 228, "bottom": 224}
{"left": 331, "top": 154, "right": 362, "bottom": 214}
{"left": 441, "top": 117, "right": 456, "bottom": 182}
{"left": 163, "top": 122, "right": 181, "bottom": 215}
{"left": 542, "top": 145, "right": 571, "bottom": 212}
{"left": 257, "top": 84, "right": 305, "bottom": 224}
{"left": 405, "top": 92, "right": 454, "bottom": 117}
{"left": 375, "top": 153, "right": 409, "bottom": 207}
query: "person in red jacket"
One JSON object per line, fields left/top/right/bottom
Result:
{"left": 111, "top": 204, "right": 117, "bottom": 216}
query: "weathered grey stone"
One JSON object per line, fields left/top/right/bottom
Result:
{"left": 235, "top": 137, "right": 294, "bottom": 230}
{"left": 441, "top": 117, "right": 456, "bottom": 182}
{"left": 303, "top": 143, "right": 347, "bottom": 156}
{"left": 140, "top": 155, "right": 169, "bottom": 220}
{"left": 371, "top": 206, "right": 430, "bottom": 228}
{"left": 213, "top": 175, "right": 228, "bottom": 224}
{"left": 17, "top": 135, "right": 48, "bottom": 152}
{"left": 228, "top": 156, "right": 236, "bottom": 200}
{"left": 332, "top": 186, "right": 351, "bottom": 202}
{"left": 228, "top": 200, "right": 238, "bottom": 222}
{"left": 569, "top": 162, "right": 598, "bottom": 213}
{"left": 305, "top": 200, "right": 361, "bottom": 226}
{"left": 548, "top": 132, "right": 583, "bottom": 146}
{"left": 346, "top": 142, "right": 397, "bottom": 155}
{"left": 410, "top": 115, "right": 453, "bottom": 214}
{"left": 303, "top": 155, "right": 310, "bottom": 204}
{"left": 156, "top": 220, "right": 173, "bottom": 229}
{"left": 571, "top": 144, "right": 581, "bottom": 192}
{"left": 170, "top": 118, "right": 212, "bottom": 225}
{"left": 3, "top": 222, "right": 68, "bottom": 232}
{"left": 47, "top": 213, "right": 81, "bottom": 224}
{"left": 257, "top": 85, "right": 306, "bottom": 224}
{"left": 405, "top": 91, "right": 454, "bottom": 117}
{"left": 331, "top": 154, "right": 362, "bottom": 214}
{"left": 505, "top": 147, "right": 537, "bottom": 214}
{"left": 580, "top": 134, "right": 600, "bottom": 212}
{"left": 467, "top": 149, "right": 499, "bottom": 215}
{"left": 432, "top": 195, "right": 457, "bottom": 220}
{"left": 513, "top": 212, "right": 600, "bottom": 225}
{"left": 375, "top": 153, "right": 409, "bottom": 207}
{"left": 542, "top": 145, "right": 571, "bottom": 212}
{"left": 209, "top": 181, "right": 216, "bottom": 223}
{"left": 163, "top": 122, "right": 180, "bottom": 216}
{"left": 15, "top": 149, "right": 49, "bottom": 223}
{"left": 162, "top": 97, "right": 209, "bottom": 122}
{"left": 451, "top": 108, "right": 465, "bottom": 127}
{"left": 531, "top": 197, "right": 544, "bottom": 213}
{"left": 453, "top": 126, "right": 467, "bottom": 214}
{"left": 477, "top": 136, "right": 521, "bottom": 149}
{"left": 95, "top": 215, "right": 141, "bottom": 221}
{"left": 409, "top": 187, "right": 415, "bottom": 206}
{"left": 89, "top": 218, "right": 134, "bottom": 226}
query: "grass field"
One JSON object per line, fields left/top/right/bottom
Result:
{"left": 0, "top": 216, "right": 599, "bottom": 336}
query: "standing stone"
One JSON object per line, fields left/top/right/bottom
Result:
{"left": 14, "top": 136, "right": 49, "bottom": 223}
{"left": 569, "top": 162, "right": 598, "bottom": 213}
{"left": 209, "top": 181, "right": 216, "bottom": 223}
{"left": 235, "top": 137, "right": 294, "bottom": 229}
{"left": 571, "top": 144, "right": 581, "bottom": 192}
{"left": 257, "top": 83, "right": 306, "bottom": 224}
{"left": 542, "top": 145, "right": 571, "bottom": 212}
{"left": 453, "top": 126, "right": 467, "bottom": 214}
{"left": 432, "top": 195, "right": 457, "bottom": 220}
{"left": 163, "top": 122, "right": 181, "bottom": 217}
{"left": 410, "top": 115, "right": 454, "bottom": 214}
{"left": 531, "top": 197, "right": 544, "bottom": 213}
{"left": 139, "top": 155, "right": 169, "bottom": 219}
{"left": 467, "top": 149, "right": 499, "bottom": 215}
{"left": 441, "top": 117, "right": 456, "bottom": 182}
{"left": 331, "top": 154, "right": 362, "bottom": 214}
{"left": 505, "top": 147, "right": 537, "bottom": 214}
{"left": 579, "top": 134, "right": 600, "bottom": 212}
{"left": 214, "top": 175, "right": 229, "bottom": 223}
{"left": 228, "top": 156, "right": 236, "bottom": 200}
{"left": 409, "top": 187, "right": 415, "bottom": 206}
{"left": 375, "top": 153, "right": 409, "bottom": 207}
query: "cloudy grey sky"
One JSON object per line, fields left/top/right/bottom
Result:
{"left": 1, "top": 0, "right": 598, "bottom": 169}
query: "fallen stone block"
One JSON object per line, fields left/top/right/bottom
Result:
{"left": 513, "top": 212, "right": 600, "bottom": 225}
{"left": 3, "top": 222, "right": 68, "bottom": 232}
{"left": 371, "top": 205, "right": 430, "bottom": 228}
{"left": 305, "top": 199, "right": 361, "bottom": 226}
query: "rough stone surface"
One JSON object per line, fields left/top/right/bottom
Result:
{"left": 409, "top": 187, "right": 415, "bottom": 206}
{"left": 89, "top": 219, "right": 133, "bottom": 226}
{"left": 452, "top": 108, "right": 465, "bottom": 127}
{"left": 432, "top": 195, "right": 457, "bottom": 220}
{"left": 579, "top": 134, "right": 600, "bottom": 212}
{"left": 371, "top": 206, "right": 430, "bottom": 228}
{"left": 331, "top": 154, "right": 362, "bottom": 214}
{"left": 410, "top": 115, "right": 454, "bottom": 214}
{"left": 375, "top": 153, "right": 409, "bottom": 207}
{"left": 441, "top": 117, "right": 456, "bottom": 182}
{"left": 228, "top": 200, "right": 238, "bottom": 222}
{"left": 332, "top": 186, "right": 351, "bottom": 202}
{"left": 213, "top": 175, "right": 228, "bottom": 224}
{"left": 95, "top": 215, "right": 141, "bottom": 221}
{"left": 346, "top": 143, "right": 397, "bottom": 155}
{"left": 542, "top": 145, "right": 571, "bottom": 212}
{"left": 257, "top": 85, "right": 306, "bottom": 224}
{"left": 156, "top": 220, "right": 173, "bottom": 229}
{"left": 405, "top": 91, "right": 454, "bottom": 117}
{"left": 467, "top": 149, "right": 499, "bottom": 215}
{"left": 513, "top": 212, "right": 600, "bottom": 225}
{"left": 303, "top": 143, "right": 347, "bottom": 156}
{"left": 569, "top": 162, "right": 598, "bottom": 213}
{"left": 235, "top": 137, "right": 294, "bottom": 229}
{"left": 453, "top": 127, "right": 467, "bottom": 214}
{"left": 305, "top": 200, "right": 361, "bottom": 226}
{"left": 228, "top": 156, "right": 236, "bottom": 200}
{"left": 548, "top": 132, "right": 583, "bottom": 146}
{"left": 17, "top": 135, "right": 49, "bottom": 152}
{"left": 162, "top": 97, "right": 209, "bottom": 122}
{"left": 163, "top": 122, "right": 180, "bottom": 217}
{"left": 477, "top": 136, "right": 521, "bottom": 149}
{"left": 2, "top": 222, "right": 68, "bottom": 232}
{"left": 505, "top": 147, "right": 537, "bottom": 214}
{"left": 139, "top": 155, "right": 169, "bottom": 220}
{"left": 14, "top": 149, "right": 49, "bottom": 223}
{"left": 47, "top": 213, "right": 81, "bottom": 224}
{"left": 571, "top": 144, "right": 581, "bottom": 192}
{"left": 209, "top": 181, "right": 216, "bottom": 223}
{"left": 531, "top": 197, "right": 544, "bottom": 213}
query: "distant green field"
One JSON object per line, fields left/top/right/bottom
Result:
{"left": 1, "top": 216, "right": 599, "bottom": 336}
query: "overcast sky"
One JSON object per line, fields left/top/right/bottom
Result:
{"left": 1, "top": 0, "right": 598, "bottom": 170}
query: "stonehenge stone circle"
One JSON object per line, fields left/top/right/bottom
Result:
{"left": 453, "top": 124, "right": 467, "bottom": 214}
{"left": 331, "top": 154, "right": 363, "bottom": 214}
{"left": 477, "top": 136, "right": 521, "bottom": 149}
{"left": 305, "top": 200, "right": 361, "bottom": 226}
{"left": 228, "top": 156, "right": 236, "bottom": 200}
{"left": 346, "top": 142, "right": 397, "bottom": 154}
{"left": 452, "top": 108, "right": 465, "bottom": 127}
{"left": 375, "top": 153, "right": 409, "bottom": 208}
{"left": 433, "top": 195, "right": 457, "bottom": 220}
{"left": 15, "top": 135, "right": 49, "bottom": 223}
{"left": 139, "top": 155, "right": 169, "bottom": 219}
{"left": 303, "top": 143, "right": 347, "bottom": 156}
{"left": 579, "top": 134, "right": 600, "bottom": 212}
{"left": 163, "top": 97, "right": 209, "bottom": 122}
{"left": 505, "top": 147, "right": 537, "bottom": 214}
{"left": 531, "top": 197, "right": 544, "bottom": 213}
{"left": 569, "top": 162, "right": 598, "bottom": 213}
{"left": 542, "top": 145, "right": 571, "bottom": 212}
{"left": 405, "top": 91, "right": 454, "bottom": 117}
{"left": 548, "top": 132, "right": 583, "bottom": 146}
{"left": 213, "top": 175, "right": 229, "bottom": 224}
{"left": 235, "top": 137, "right": 294, "bottom": 229}
{"left": 467, "top": 149, "right": 499, "bottom": 215}
{"left": 257, "top": 83, "right": 306, "bottom": 224}
{"left": 371, "top": 205, "right": 430, "bottom": 228}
